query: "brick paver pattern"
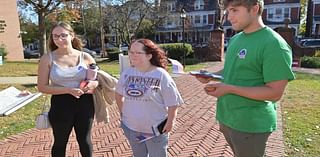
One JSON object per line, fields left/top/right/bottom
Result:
{"left": 0, "top": 62, "right": 284, "bottom": 157}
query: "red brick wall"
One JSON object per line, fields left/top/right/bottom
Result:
{"left": 0, "top": 1, "right": 24, "bottom": 61}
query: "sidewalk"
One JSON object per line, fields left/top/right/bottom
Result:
{"left": 0, "top": 62, "right": 289, "bottom": 157}
{"left": 0, "top": 76, "right": 37, "bottom": 84}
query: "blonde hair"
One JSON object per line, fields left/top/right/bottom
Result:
{"left": 48, "top": 21, "right": 83, "bottom": 51}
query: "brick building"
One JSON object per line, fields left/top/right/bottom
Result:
{"left": 156, "top": 0, "right": 301, "bottom": 43}
{"left": 0, "top": 0, "right": 24, "bottom": 61}
{"left": 156, "top": 0, "right": 219, "bottom": 45}
{"left": 224, "top": 0, "right": 301, "bottom": 37}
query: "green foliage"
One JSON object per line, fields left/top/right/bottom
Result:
{"left": 159, "top": 43, "right": 193, "bottom": 61}
{"left": 107, "top": 47, "right": 119, "bottom": 52}
{"left": 298, "top": 0, "right": 307, "bottom": 35}
{"left": 0, "top": 44, "right": 8, "bottom": 59}
{"left": 185, "top": 58, "right": 200, "bottom": 65}
{"left": 300, "top": 56, "right": 320, "bottom": 68}
{"left": 314, "top": 50, "right": 320, "bottom": 57}
{"left": 135, "top": 19, "right": 156, "bottom": 39}
{"left": 19, "top": 19, "right": 39, "bottom": 45}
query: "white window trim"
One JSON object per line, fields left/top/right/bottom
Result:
{"left": 267, "top": 7, "right": 291, "bottom": 22}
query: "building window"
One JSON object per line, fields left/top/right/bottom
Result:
{"left": 203, "top": 15, "right": 207, "bottom": 24}
{"left": 284, "top": 8, "right": 290, "bottom": 18}
{"left": 195, "top": 15, "right": 201, "bottom": 24}
{"left": 167, "top": 2, "right": 176, "bottom": 11}
{"left": 194, "top": 0, "right": 204, "bottom": 10}
{"left": 268, "top": 8, "right": 274, "bottom": 19}
{"left": 267, "top": 7, "right": 290, "bottom": 22}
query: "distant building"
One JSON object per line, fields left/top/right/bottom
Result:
{"left": 106, "top": 0, "right": 304, "bottom": 45}
{"left": 156, "top": 0, "right": 219, "bottom": 45}
{"left": 224, "top": 0, "right": 301, "bottom": 37}
{"left": 0, "top": 1, "right": 24, "bottom": 61}
{"left": 157, "top": 0, "right": 301, "bottom": 42}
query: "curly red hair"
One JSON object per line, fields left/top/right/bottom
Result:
{"left": 131, "top": 39, "right": 168, "bottom": 70}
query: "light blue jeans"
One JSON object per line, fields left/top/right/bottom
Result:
{"left": 121, "top": 122, "right": 168, "bottom": 157}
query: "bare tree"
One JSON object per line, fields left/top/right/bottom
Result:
{"left": 105, "top": 0, "right": 170, "bottom": 45}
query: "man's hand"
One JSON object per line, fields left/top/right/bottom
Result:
{"left": 204, "top": 83, "right": 229, "bottom": 97}
{"left": 195, "top": 76, "right": 211, "bottom": 84}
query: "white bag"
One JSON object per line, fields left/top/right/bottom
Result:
{"left": 35, "top": 97, "right": 51, "bottom": 129}
{"left": 35, "top": 112, "right": 50, "bottom": 129}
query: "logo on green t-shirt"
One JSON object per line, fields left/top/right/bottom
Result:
{"left": 238, "top": 49, "right": 247, "bottom": 59}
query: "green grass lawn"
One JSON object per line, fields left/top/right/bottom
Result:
{"left": 1, "top": 60, "right": 320, "bottom": 156}
{"left": 281, "top": 72, "right": 320, "bottom": 157}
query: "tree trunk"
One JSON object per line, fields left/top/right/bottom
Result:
{"left": 305, "top": 0, "right": 313, "bottom": 37}
{"left": 38, "top": 12, "right": 47, "bottom": 56}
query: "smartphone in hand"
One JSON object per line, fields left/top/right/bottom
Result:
{"left": 189, "top": 71, "right": 223, "bottom": 80}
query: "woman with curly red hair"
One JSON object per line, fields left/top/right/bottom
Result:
{"left": 115, "top": 39, "right": 184, "bottom": 157}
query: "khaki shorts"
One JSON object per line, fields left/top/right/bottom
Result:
{"left": 219, "top": 123, "right": 271, "bottom": 157}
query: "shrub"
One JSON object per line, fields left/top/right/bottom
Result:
{"left": 185, "top": 58, "right": 200, "bottom": 65}
{"left": 106, "top": 47, "right": 119, "bottom": 52}
{"left": 300, "top": 56, "right": 320, "bottom": 68}
{"left": 107, "top": 51, "right": 120, "bottom": 61}
{"left": 159, "top": 43, "right": 193, "bottom": 61}
{"left": 0, "top": 44, "right": 8, "bottom": 59}
{"left": 315, "top": 50, "right": 320, "bottom": 57}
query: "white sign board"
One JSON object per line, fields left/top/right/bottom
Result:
{"left": 119, "top": 53, "right": 131, "bottom": 74}
{"left": 0, "top": 56, "right": 3, "bottom": 65}
{"left": 168, "top": 58, "right": 184, "bottom": 74}
{"left": 0, "top": 86, "right": 42, "bottom": 116}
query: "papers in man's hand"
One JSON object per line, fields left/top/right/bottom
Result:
{"left": 0, "top": 86, "right": 42, "bottom": 116}
{"left": 189, "top": 71, "right": 223, "bottom": 80}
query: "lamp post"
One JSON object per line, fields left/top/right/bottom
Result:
{"left": 180, "top": 8, "right": 186, "bottom": 66}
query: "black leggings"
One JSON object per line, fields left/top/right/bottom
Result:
{"left": 48, "top": 94, "right": 94, "bottom": 157}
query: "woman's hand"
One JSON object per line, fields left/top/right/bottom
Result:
{"left": 79, "top": 80, "right": 99, "bottom": 93}
{"left": 70, "top": 88, "right": 85, "bottom": 98}
{"left": 83, "top": 80, "right": 99, "bottom": 92}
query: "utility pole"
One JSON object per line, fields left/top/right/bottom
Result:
{"left": 99, "top": 0, "right": 106, "bottom": 57}
{"left": 82, "top": 0, "right": 88, "bottom": 47}
{"left": 180, "top": 8, "right": 186, "bottom": 67}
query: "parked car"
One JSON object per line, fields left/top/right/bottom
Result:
{"left": 24, "top": 50, "right": 40, "bottom": 59}
{"left": 119, "top": 43, "right": 129, "bottom": 52}
{"left": 82, "top": 48, "right": 96, "bottom": 57}
{"left": 300, "top": 39, "right": 320, "bottom": 49}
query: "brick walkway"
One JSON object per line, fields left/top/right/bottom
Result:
{"left": 0, "top": 62, "right": 285, "bottom": 157}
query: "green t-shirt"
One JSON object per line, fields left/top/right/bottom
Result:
{"left": 217, "top": 27, "right": 295, "bottom": 133}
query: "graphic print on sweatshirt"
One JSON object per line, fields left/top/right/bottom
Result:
{"left": 124, "top": 75, "right": 160, "bottom": 101}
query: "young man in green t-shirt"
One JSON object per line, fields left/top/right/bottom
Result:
{"left": 196, "top": 0, "right": 295, "bottom": 156}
